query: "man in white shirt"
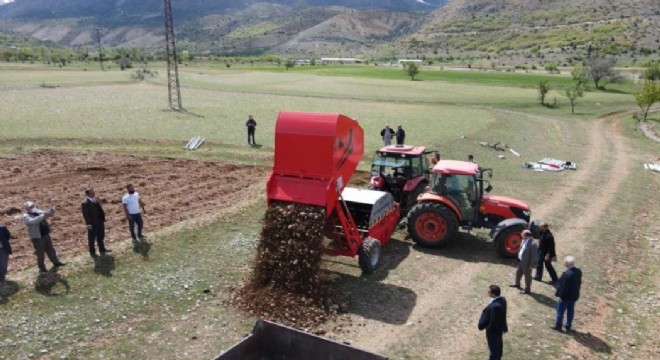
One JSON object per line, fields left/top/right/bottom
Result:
{"left": 510, "top": 229, "right": 538, "bottom": 294}
{"left": 122, "top": 184, "right": 146, "bottom": 242}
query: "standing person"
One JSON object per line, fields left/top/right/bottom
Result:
{"left": 510, "top": 229, "right": 537, "bottom": 294}
{"left": 0, "top": 224, "right": 12, "bottom": 283}
{"left": 395, "top": 125, "right": 406, "bottom": 146}
{"left": 122, "top": 184, "right": 146, "bottom": 243}
{"left": 553, "top": 255, "right": 582, "bottom": 332}
{"left": 81, "top": 187, "right": 110, "bottom": 258}
{"left": 380, "top": 125, "right": 394, "bottom": 146}
{"left": 468, "top": 154, "right": 475, "bottom": 163}
{"left": 22, "top": 201, "right": 65, "bottom": 273}
{"left": 478, "top": 285, "right": 508, "bottom": 360}
{"left": 246, "top": 115, "right": 257, "bottom": 145}
{"left": 534, "top": 222, "right": 558, "bottom": 284}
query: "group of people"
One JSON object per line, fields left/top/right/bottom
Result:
{"left": 246, "top": 118, "right": 406, "bottom": 148}
{"left": 479, "top": 224, "right": 583, "bottom": 360}
{"left": 380, "top": 125, "right": 406, "bottom": 146}
{"left": 0, "top": 184, "right": 147, "bottom": 289}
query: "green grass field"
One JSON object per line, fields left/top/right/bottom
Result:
{"left": 0, "top": 62, "right": 657, "bottom": 360}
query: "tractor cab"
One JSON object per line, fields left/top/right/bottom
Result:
{"left": 369, "top": 145, "right": 439, "bottom": 215}
{"left": 428, "top": 160, "right": 491, "bottom": 226}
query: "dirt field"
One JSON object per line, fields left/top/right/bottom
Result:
{"left": 0, "top": 150, "right": 267, "bottom": 271}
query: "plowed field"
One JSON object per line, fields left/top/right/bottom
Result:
{"left": 0, "top": 150, "right": 267, "bottom": 271}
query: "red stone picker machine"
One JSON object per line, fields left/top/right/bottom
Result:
{"left": 266, "top": 111, "right": 400, "bottom": 274}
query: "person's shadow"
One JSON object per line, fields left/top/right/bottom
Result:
{"left": 569, "top": 330, "right": 612, "bottom": 354}
{"left": 34, "top": 268, "right": 70, "bottom": 296}
{"left": 0, "top": 280, "right": 20, "bottom": 303}
{"left": 133, "top": 238, "right": 152, "bottom": 260}
{"left": 250, "top": 143, "right": 263, "bottom": 148}
{"left": 528, "top": 292, "right": 557, "bottom": 308}
{"left": 94, "top": 254, "right": 116, "bottom": 277}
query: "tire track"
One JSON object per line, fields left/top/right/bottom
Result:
{"left": 561, "top": 113, "right": 632, "bottom": 359}
{"left": 344, "top": 111, "right": 633, "bottom": 359}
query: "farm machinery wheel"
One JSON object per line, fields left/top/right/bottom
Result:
{"left": 407, "top": 202, "right": 458, "bottom": 248}
{"left": 358, "top": 237, "right": 382, "bottom": 274}
{"left": 494, "top": 225, "right": 525, "bottom": 258}
{"left": 405, "top": 182, "right": 426, "bottom": 213}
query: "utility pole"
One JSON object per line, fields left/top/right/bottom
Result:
{"left": 96, "top": 28, "right": 104, "bottom": 71}
{"left": 163, "top": 0, "right": 182, "bottom": 111}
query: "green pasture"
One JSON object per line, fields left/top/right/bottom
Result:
{"left": 0, "top": 65, "right": 636, "bottom": 149}
{"left": 0, "top": 63, "right": 654, "bottom": 359}
{"left": 212, "top": 63, "right": 636, "bottom": 90}
{"left": 0, "top": 63, "right": 639, "bottom": 205}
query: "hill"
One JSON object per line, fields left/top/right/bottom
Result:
{"left": 0, "top": 1, "right": 444, "bottom": 55}
{"left": 0, "top": 0, "right": 657, "bottom": 62}
{"left": 408, "top": 0, "right": 660, "bottom": 64}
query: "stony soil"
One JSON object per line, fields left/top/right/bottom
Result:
{"left": 0, "top": 150, "right": 267, "bottom": 271}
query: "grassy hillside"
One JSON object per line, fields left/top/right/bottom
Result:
{"left": 0, "top": 0, "right": 657, "bottom": 63}
{"left": 410, "top": 0, "right": 660, "bottom": 64}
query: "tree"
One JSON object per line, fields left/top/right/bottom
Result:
{"left": 544, "top": 62, "right": 559, "bottom": 74}
{"left": 564, "top": 84, "right": 585, "bottom": 114}
{"left": 404, "top": 62, "right": 419, "bottom": 80}
{"left": 643, "top": 61, "right": 660, "bottom": 81}
{"left": 586, "top": 57, "right": 621, "bottom": 89}
{"left": 633, "top": 80, "right": 660, "bottom": 122}
{"left": 538, "top": 80, "right": 550, "bottom": 105}
{"left": 571, "top": 64, "right": 588, "bottom": 88}
{"left": 180, "top": 50, "right": 190, "bottom": 62}
{"left": 284, "top": 58, "right": 295, "bottom": 70}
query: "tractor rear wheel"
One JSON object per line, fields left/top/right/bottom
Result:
{"left": 405, "top": 182, "right": 426, "bottom": 213}
{"left": 494, "top": 225, "right": 525, "bottom": 258}
{"left": 407, "top": 202, "right": 458, "bottom": 248}
{"left": 358, "top": 237, "right": 382, "bottom": 274}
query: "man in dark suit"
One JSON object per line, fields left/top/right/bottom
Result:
{"left": 81, "top": 187, "right": 110, "bottom": 258}
{"left": 478, "top": 285, "right": 508, "bottom": 360}
{"left": 511, "top": 229, "right": 538, "bottom": 294}
{"left": 395, "top": 125, "right": 406, "bottom": 146}
{"left": 553, "top": 255, "right": 582, "bottom": 332}
{"left": 534, "top": 222, "right": 558, "bottom": 284}
{"left": 0, "top": 224, "right": 12, "bottom": 283}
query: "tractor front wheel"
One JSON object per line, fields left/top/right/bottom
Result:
{"left": 407, "top": 202, "right": 458, "bottom": 248}
{"left": 494, "top": 225, "right": 525, "bottom": 258}
{"left": 358, "top": 237, "right": 382, "bottom": 274}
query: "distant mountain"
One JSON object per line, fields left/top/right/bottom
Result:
{"left": 0, "top": 1, "right": 446, "bottom": 21}
{"left": 409, "top": 0, "right": 660, "bottom": 61}
{"left": 0, "top": 1, "right": 445, "bottom": 54}
{"left": 0, "top": 0, "right": 657, "bottom": 62}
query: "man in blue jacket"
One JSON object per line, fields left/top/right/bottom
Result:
{"left": 478, "top": 285, "right": 508, "bottom": 360}
{"left": 553, "top": 255, "right": 582, "bottom": 332}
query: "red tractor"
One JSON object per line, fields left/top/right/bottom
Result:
{"left": 406, "top": 160, "right": 532, "bottom": 257}
{"left": 369, "top": 145, "right": 439, "bottom": 216}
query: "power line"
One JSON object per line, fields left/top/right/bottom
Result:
{"left": 96, "top": 28, "right": 104, "bottom": 71}
{"left": 163, "top": 0, "right": 182, "bottom": 111}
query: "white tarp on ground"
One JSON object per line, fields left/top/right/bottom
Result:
{"left": 644, "top": 163, "right": 660, "bottom": 173}
{"left": 523, "top": 158, "right": 577, "bottom": 172}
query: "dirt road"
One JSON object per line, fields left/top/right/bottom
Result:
{"left": 340, "top": 112, "right": 640, "bottom": 359}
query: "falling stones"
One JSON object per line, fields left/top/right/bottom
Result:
{"left": 232, "top": 202, "right": 348, "bottom": 331}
